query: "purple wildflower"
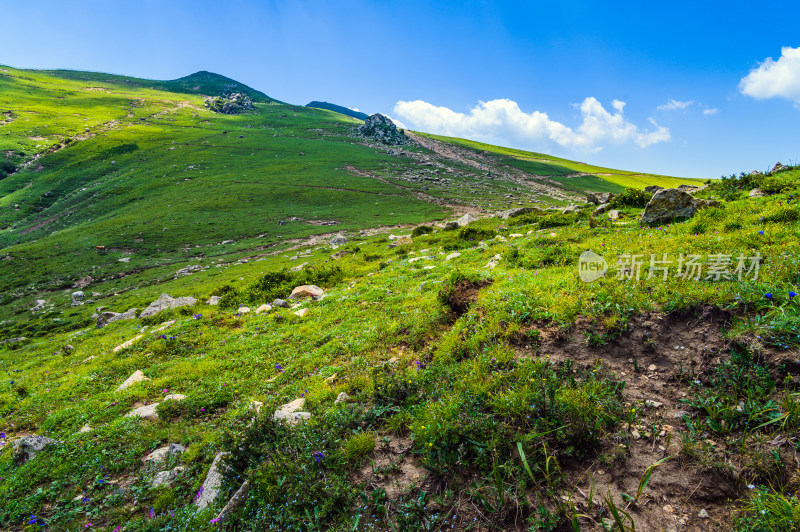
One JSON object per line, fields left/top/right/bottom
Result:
{"left": 313, "top": 450, "right": 324, "bottom": 463}
{"left": 790, "top": 291, "right": 797, "bottom": 298}
{"left": 765, "top": 293, "right": 773, "bottom": 300}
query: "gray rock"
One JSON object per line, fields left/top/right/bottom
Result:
{"left": 456, "top": 213, "right": 477, "bottom": 226}
{"left": 71, "top": 291, "right": 85, "bottom": 306}
{"left": 1, "top": 336, "right": 27, "bottom": 345}
{"left": 152, "top": 466, "right": 185, "bottom": 488}
{"left": 274, "top": 398, "right": 311, "bottom": 425}
{"left": 96, "top": 308, "right": 137, "bottom": 329}
{"left": 607, "top": 209, "right": 621, "bottom": 220}
{"left": 586, "top": 192, "right": 613, "bottom": 205}
{"left": 30, "top": 299, "right": 47, "bottom": 313}
{"left": 195, "top": 452, "right": 231, "bottom": 510}
{"left": 677, "top": 184, "right": 702, "bottom": 193}
{"left": 214, "top": 480, "right": 250, "bottom": 525}
{"left": 698, "top": 509, "right": 709, "bottom": 519}
{"left": 641, "top": 188, "right": 703, "bottom": 225}
{"left": 500, "top": 207, "right": 538, "bottom": 219}
{"left": 749, "top": 188, "right": 767, "bottom": 198}
{"left": 562, "top": 204, "right": 578, "bottom": 214}
{"left": 205, "top": 93, "right": 253, "bottom": 115}
{"left": 13, "top": 435, "right": 60, "bottom": 464}
{"left": 443, "top": 221, "right": 459, "bottom": 231}
{"left": 145, "top": 444, "right": 186, "bottom": 465}
{"left": 356, "top": 114, "right": 413, "bottom": 146}
{"left": 206, "top": 295, "right": 221, "bottom": 305}
{"left": 272, "top": 299, "right": 289, "bottom": 308}
{"left": 593, "top": 203, "right": 612, "bottom": 217}
{"left": 335, "top": 392, "right": 350, "bottom": 404}
{"left": 330, "top": 235, "right": 348, "bottom": 247}
{"left": 644, "top": 185, "right": 663, "bottom": 194}
{"left": 139, "top": 293, "right": 197, "bottom": 319}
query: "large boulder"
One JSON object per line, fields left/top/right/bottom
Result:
{"left": 456, "top": 213, "right": 477, "bottom": 226}
{"left": 115, "top": 370, "right": 150, "bottom": 392}
{"left": 139, "top": 294, "right": 197, "bottom": 319}
{"left": 644, "top": 185, "right": 663, "bottom": 194}
{"left": 289, "top": 285, "right": 324, "bottom": 300}
{"left": 195, "top": 452, "right": 231, "bottom": 510}
{"left": 71, "top": 291, "right": 85, "bottom": 306}
{"left": 500, "top": 207, "right": 538, "bottom": 219}
{"left": 96, "top": 308, "right": 137, "bottom": 328}
{"left": 13, "top": 435, "right": 60, "bottom": 464}
{"left": 749, "top": 188, "right": 767, "bottom": 198}
{"left": 330, "top": 235, "right": 348, "bottom": 247}
{"left": 641, "top": 188, "right": 705, "bottom": 225}
{"left": 273, "top": 398, "right": 312, "bottom": 425}
{"left": 357, "top": 114, "right": 413, "bottom": 145}
{"left": 204, "top": 93, "right": 253, "bottom": 115}
{"left": 144, "top": 444, "right": 186, "bottom": 466}
{"left": 586, "top": 192, "right": 613, "bottom": 205}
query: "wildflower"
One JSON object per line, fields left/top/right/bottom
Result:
{"left": 85, "top": 524, "right": 92, "bottom": 529}
{"left": 790, "top": 291, "right": 797, "bottom": 298}
{"left": 0, "top": 432, "right": 5, "bottom": 438}
{"left": 210, "top": 518, "right": 221, "bottom": 523}
{"left": 193, "top": 313, "right": 203, "bottom": 319}
{"left": 765, "top": 293, "right": 773, "bottom": 300}
{"left": 313, "top": 450, "right": 324, "bottom": 463}
{"left": 113, "top": 528, "right": 122, "bottom": 532}
{"left": 169, "top": 336, "right": 176, "bottom": 340}
{"left": 275, "top": 363, "right": 283, "bottom": 372}
{"left": 758, "top": 230, "right": 765, "bottom": 235}
{"left": 149, "top": 507, "right": 155, "bottom": 518}
{"left": 29, "top": 515, "right": 37, "bottom": 525}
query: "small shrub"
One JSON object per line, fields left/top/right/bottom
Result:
{"left": 459, "top": 226, "right": 496, "bottom": 241}
{"left": 411, "top": 225, "right": 434, "bottom": 237}
{"left": 343, "top": 433, "right": 375, "bottom": 461}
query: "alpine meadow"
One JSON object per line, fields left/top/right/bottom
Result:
{"left": 1, "top": 45, "right": 800, "bottom": 532}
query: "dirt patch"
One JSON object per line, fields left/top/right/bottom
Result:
{"left": 442, "top": 278, "right": 492, "bottom": 317}
{"left": 511, "top": 307, "right": 776, "bottom": 531}
{"left": 352, "top": 435, "right": 427, "bottom": 501}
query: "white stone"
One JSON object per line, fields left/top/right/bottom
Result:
{"left": 238, "top": 306, "right": 251, "bottom": 314}
{"left": 274, "top": 398, "right": 311, "bottom": 425}
{"left": 195, "top": 452, "right": 230, "bottom": 510}
{"left": 206, "top": 296, "right": 221, "bottom": 305}
{"left": 164, "top": 394, "right": 186, "bottom": 401}
{"left": 152, "top": 466, "right": 185, "bottom": 488}
{"left": 113, "top": 334, "right": 144, "bottom": 353}
{"left": 294, "top": 308, "right": 309, "bottom": 317}
{"left": 335, "top": 392, "right": 350, "bottom": 404}
{"left": 289, "top": 285, "right": 324, "bottom": 299}
{"left": 125, "top": 403, "right": 160, "bottom": 420}
{"left": 144, "top": 444, "right": 186, "bottom": 465}
{"left": 445, "top": 252, "right": 461, "bottom": 261}
{"left": 115, "top": 370, "right": 150, "bottom": 392}
{"left": 255, "top": 304, "right": 272, "bottom": 314}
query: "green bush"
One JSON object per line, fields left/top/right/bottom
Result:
{"left": 343, "top": 432, "right": 375, "bottom": 461}
{"left": 411, "top": 225, "right": 434, "bottom": 237}
{"left": 459, "top": 226, "right": 496, "bottom": 241}
{"left": 609, "top": 187, "right": 653, "bottom": 209}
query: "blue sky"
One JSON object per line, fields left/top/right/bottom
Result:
{"left": 2, "top": 0, "right": 799, "bottom": 178}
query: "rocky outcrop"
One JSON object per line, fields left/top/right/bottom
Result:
{"left": 749, "top": 188, "right": 767, "bottom": 198}
{"left": 586, "top": 192, "right": 613, "bottom": 205}
{"left": 357, "top": 114, "right": 413, "bottom": 145}
{"left": 644, "top": 185, "right": 663, "bottom": 194}
{"left": 195, "top": 452, "right": 231, "bottom": 510}
{"left": 96, "top": 308, "right": 137, "bottom": 329}
{"left": 289, "top": 285, "right": 324, "bottom": 300}
{"left": 204, "top": 93, "right": 253, "bottom": 114}
{"left": 145, "top": 444, "right": 186, "bottom": 466}
{"left": 71, "top": 291, "right": 85, "bottom": 306}
{"left": 330, "top": 235, "right": 348, "bottom": 247}
{"left": 115, "top": 370, "right": 150, "bottom": 392}
{"left": 13, "top": 435, "right": 60, "bottom": 463}
{"left": 273, "top": 398, "right": 311, "bottom": 425}
{"left": 456, "top": 213, "right": 477, "bottom": 226}
{"left": 139, "top": 294, "right": 197, "bottom": 319}
{"left": 641, "top": 188, "right": 707, "bottom": 225}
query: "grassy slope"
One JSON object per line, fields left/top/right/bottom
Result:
{"left": 417, "top": 132, "right": 702, "bottom": 192}
{"left": 0, "top": 167, "right": 798, "bottom": 530}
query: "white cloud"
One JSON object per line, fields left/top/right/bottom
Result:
{"left": 703, "top": 107, "right": 719, "bottom": 115}
{"left": 740, "top": 46, "right": 800, "bottom": 103}
{"left": 657, "top": 99, "right": 694, "bottom": 111}
{"left": 393, "top": 97, "right": 669, "bottom": 152}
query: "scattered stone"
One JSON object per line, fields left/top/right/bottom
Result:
{"left": 249, "top": 401, "right": 264, "bottom": 414}
{"left": 30, "top": 299, "right": 47, "bottom": 313}
{"left": 79, "top": 424, "right": 92, "bottom": 433}
{"left": 214, "top": 480, "right": 250, "bottom": 525}
{"left": 205, "top": 92, "right": 253, "bottom": 114}
{"left": 607, "top": 209, "right": 621, "bottom": 220}
{"left": 255, "top": 304, "right": 272, "bottom": 314}
{"left": 125, "top": 403, "right": 160, "bottom": 420}
{"left": 83, "top": 355, "right": 97, "bottom": 363}
{"left": 61, "top": 344, "right": 74, "bottom": 355}
{"left": 139, "top": 293, "right": 198, "bottom": 319}
{"left": 641, "top": 188, "right": 705, "bottom": 225}
{"left": 335, "top": 392, "right": 350, "bottom": 404}
{"left": 456, "top": 213, "right": 477, "bottom": 226}
{"left": 698, "top": 509, "right": 709, "bottom": 519}
{"left": 206, "top": 295, "right": 221, "bottom": 305}
{"left": 96, "top": 308, "right": 138, "bottom": 328}
{"left": 446, "top": 252, "right": 461, "bottom": 261}
{"left": 324, "top": 373, "right": 337, "bottom": 384}
{"left": 646, "top": 400, "right": 663, "bottom": 408}
{"left": 631, "top": 429, "right": 641, "bottom": 440}
{"left": 195, "top": 452, "right": 231, "bottom": 510}
{"left": 587, "top": 192, "right": 614, "bottom": 205}
{"left": 118, "top": 257, "right": 131, "bottom": 263}
{"left": 237, "top": 306, "right": 251, "bottom": 314}
{"left": 677, "top": 184, "right": 702, "bottom": 193}
{"left": 274, "top": 398, "right": 311, "bottom": 425}
{"left": 13, "top": 435, "right": 60, "bottom": 463}
{"left": 150, "top": 320, "right": 175, "bottom": 334}
{"left": 290, "top": 261, "right": 308, "bottom": 272}
{"left": 647, "top": 364, "right": 657, "bottom": 371}
{"left": 144, "top": 444, "right": 186, "bottom": 465}
{"left": 289, "top": 285, "right": 324, "bottom": 300}
{"left": 562, "top": 204, "right": 577, "bottom": 214}
{"left": 771, "top": 162, "right": 789, "bottom": 174}
{"left": 152, "top": 466, "right": 185, "bottom": 488}
{"left": 115, "top": 370, "right": 150, "bottom": 392}
{"left": 644, "top": 185, "right": 663, "bottom": 194}
{"left": 164, "top": 394, "right": 186, "bottom": 401}
{"left": 486, "top": 254, "right": 502, "bottom": 269}
{"left": 500, "top": 206, "right": 538, "bottom": 219}
{"left": 330, "top": 235, "right": 348, "bottom": 247}
{"left": 749, "top": 188, "right": 767, "bottom": 198}
{"left": 71, "top": 291, "right": 85, "bottom": 306}
{"left": 272, "top": 299, "right": 289, "bottom": 308}
{"left": 1, "top": 336, "right": 27, "bottom": 345}
{"left": 294, "top": 308, "right": 309, "bottom": 317}
{"left": 113, "top": 334, "right": 145, "bottom": 353}
{"left": 174, "top": 265, "right": 203, "bottom": 278}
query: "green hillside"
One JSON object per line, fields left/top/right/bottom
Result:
{"left": 306, "top": 101, "right": 369, "bottom": 120}
{"left": 6, "top": 65, "right": 796, "bottom": 531}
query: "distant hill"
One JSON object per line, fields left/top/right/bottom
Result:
{"left": 306, "top": 101, "right": 368, "bottom": 120}
{"left": 37, "top": 69, "right": 275, "bottom": 102}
